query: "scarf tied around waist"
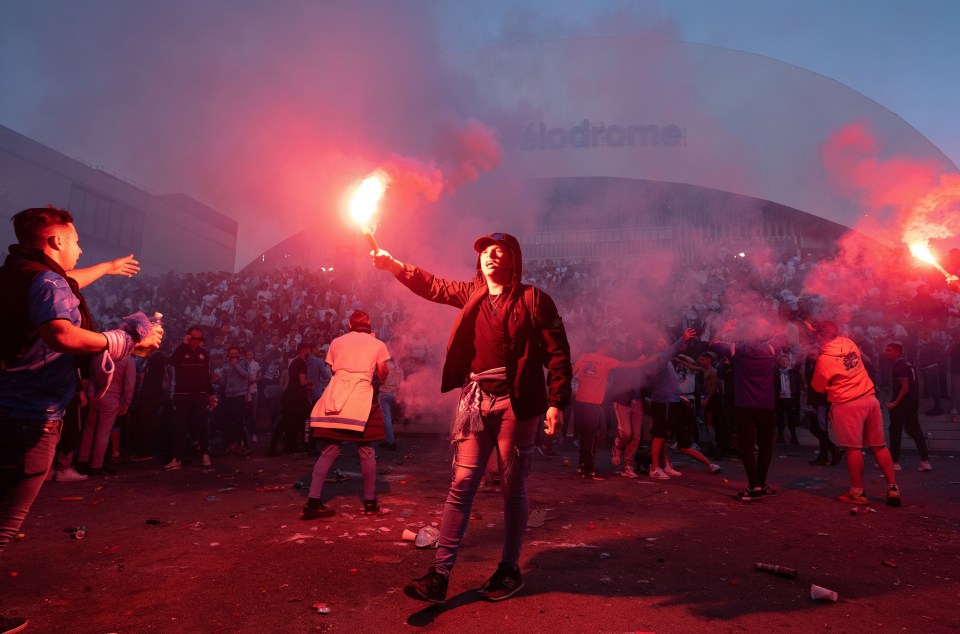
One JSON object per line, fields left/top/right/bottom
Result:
{"left": 454, "top": 367, "right": 507, "bottom": 435}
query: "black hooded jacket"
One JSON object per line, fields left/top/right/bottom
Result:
{"left": 392, "top": 238, "right": 572, "bottom": 420}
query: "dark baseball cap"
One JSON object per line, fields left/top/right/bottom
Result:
{"left": 473, "top": 232, "right": 519, "bottom": 253}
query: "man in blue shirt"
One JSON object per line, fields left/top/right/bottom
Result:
{"left": 0, "top": 207, "right": 162, "bottom": 633}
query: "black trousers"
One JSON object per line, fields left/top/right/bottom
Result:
{"left": 172, "top": 393, "right": 210, "bottom": 461}
{"left": 270, "top": 394, "right": 311, "bottom": 453}
{"left": 573, "top": 401, "right": 602, "bottom": 474}
{"left": 735, "top": 407, "right": 776, "bottom": 489}
{"left": 775, "top": 398, "right": 799, "bottom": 439}
{"left": 806, "top": 405, "right": 836, "bottom": 459}
{"left": 888, "top": 405, "right": 929, "bottom": 462}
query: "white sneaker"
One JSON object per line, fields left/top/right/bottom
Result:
{"left": 664, "top": 466, "right": 683, "bottom": 477}
{"left": 918, "top": 461, "right": 933, "bottom": 472}
{"left": 709, "top": 463, "right": 723, "bottom": 474}
{"left": 55, "top": 466, "right": 88, "bottom": 482}
{"left": 649, "top": 468, "right": 671, "bottom": 480}
{"left": 201, "top": 454, "right": 212, "bottom": 467}
{"left": 893, "top": 462, "right": 902, "bottom": 472}
{"left": 163, "top": 458, "right": 182, "bottom": 471}
{"left": 620, "top": 465, "right": 639, "bottom": 479}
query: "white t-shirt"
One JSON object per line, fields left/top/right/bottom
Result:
{"left": 327, "top": 331, "right": 390, "bottom": 378}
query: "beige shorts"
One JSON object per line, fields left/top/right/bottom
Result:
{"left": 829, "top": 396, "right": 885, "bottom": 449}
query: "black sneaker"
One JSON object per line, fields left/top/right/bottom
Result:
{"left": 0, "top": 615, "right": 28, "bottom": 634}
{"left": 760, "top": 484, "right": 778, "bottom": 497}
{"left": 363, "top": 498, "right": 380, "bottom": 515}
{"left": 404, "top": 566, "right": 448, "bottom": 604}
{"left": 300, "top": 500, "right": 335, "bottom": 520}
{"left": 480, "top": 562, "right": 524, "bottom": 601}
{"left": 830, "top": 447, "right": 844, "bottom": 466}
{"left": 886, "top": 484, "right": 902, "bottom": 507}
{"left": 737, "top": 487, "right": 764, "bottom": 502}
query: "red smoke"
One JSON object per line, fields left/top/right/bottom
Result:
{"left": 806, "top": 122, "right": 960, "bottom": 305}
{"left": 379, "top": 116, "right": 502, "bottom": 205}
{"left": 820, "top": 122, "right": 941, "bottom": 213}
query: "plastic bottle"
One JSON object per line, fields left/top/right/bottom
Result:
{"left": 755, "top": 562, "right": 798, "bottom": 578}
{"left": 415, "top": 526, "right": 440, "bottom": 548}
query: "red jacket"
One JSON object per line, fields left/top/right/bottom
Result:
{"left": 394, "top": 264, "right": 572, "bottom": 420}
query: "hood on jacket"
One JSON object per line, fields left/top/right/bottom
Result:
{"left": 473, "top": 232, "right": 523, "bottom": 290}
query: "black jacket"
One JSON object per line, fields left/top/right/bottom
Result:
{"left": 169, "top": 344, "right": 213, "bottom": 395}
{"left": 774, "top": 366, "right": 802, "bottom": 402}
{"left": 393, "top": 246, "right": 572, "bottom": 420}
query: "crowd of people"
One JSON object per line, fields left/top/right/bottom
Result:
{"left": 51, "top": 241, "right": 960, "bottom": 482}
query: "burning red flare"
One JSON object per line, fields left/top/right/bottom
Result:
{"left": 908, "top": 242, "right": 954, "bottom": 282}
{"left": 348, "top": 171, "right": 390, "bottom": 250}
{"left": 909, "top": 242, "right": 938, "bottom": 266}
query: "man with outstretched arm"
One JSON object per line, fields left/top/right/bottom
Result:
{"left": 373, "top": 232, "right": 572, "bottom": 604}
{"left": 0, "top": 207, "right": 162, "bottom": 633}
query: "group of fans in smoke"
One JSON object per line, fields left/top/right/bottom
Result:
{"left": 51, "top": 244, "right": 954, "bottom": 505}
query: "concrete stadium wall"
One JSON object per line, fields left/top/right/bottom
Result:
{"left": 0, "top": 125, "right": 237, "bottom": 274}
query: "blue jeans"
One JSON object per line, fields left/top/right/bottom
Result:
{"left": 0, "top": 417, "right": 62, "bottom": 552}
{"left": 379, "top": 392, "right": 397, "bottom": 444}
{"left": 307, "top": 441, "right": 377, "bottom": 501}
{"left": 435, "top": 394, "right": 537, "bottom": 576}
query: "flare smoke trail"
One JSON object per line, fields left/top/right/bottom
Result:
{"left": 808, "top": 122, "right": 960, "bottom": 316}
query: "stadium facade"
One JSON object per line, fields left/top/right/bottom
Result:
{"left": 250, "top": 38, "right": 957, "bottom": 271}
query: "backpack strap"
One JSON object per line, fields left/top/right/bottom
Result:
{"left": 520, "top": 285, "right": 539, "bottom": 329}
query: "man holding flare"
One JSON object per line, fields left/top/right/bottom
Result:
{"left": 372, "top": 232, "right": 572, "bottom": 604}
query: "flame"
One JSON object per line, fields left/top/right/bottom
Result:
{"left": 909, "top": 242, "right": 938, "bottom": 266}
{"left": 348, "top": 171, "right": 390, "bottom": 225}
{"left": 908, "top": 241, "right": 952, "bottom": 279}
